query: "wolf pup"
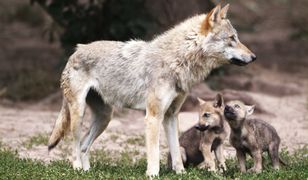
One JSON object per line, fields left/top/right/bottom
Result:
{"left": 47, "top": 4, "right": 256, "bottom": 176}
{"left": 168, "top": 94, "right": 227, "bottom": 172}
{"left": 224, "top": 100, "right": 285, "bottom": 173}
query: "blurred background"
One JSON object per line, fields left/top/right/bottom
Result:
{"left": 0, "top": 0, "right": 307, "bottom": 161}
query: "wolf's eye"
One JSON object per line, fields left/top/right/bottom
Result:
{"left": 229, "top": 35, "right": 236, "bottom": 41}
{"left": 234, "top": 104, "right": 240, "bottom": 109}
{"left": 203, "top": 112, "right": 211, "bottom": 118}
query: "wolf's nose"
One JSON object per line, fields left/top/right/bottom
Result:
{"left": 225, "top": 105, "right": 232, "bottom": 112}
{"left": 251, "top": 54, "right": 257, "bottom": 61}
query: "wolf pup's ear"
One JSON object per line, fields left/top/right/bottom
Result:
{"left": 220, "top": 4, "right": 230, "bottom": 19}
{"left": 197, "top": 97, "right": 206, "bottom": 105}
{"left": 200, "top": 4, "right": 221, "bottom": 34}
{"left": 214, "top": 93, "right": 224, "bottom": 108}
{"left": 246, "top": 105, "right": 255, "bottom": 116}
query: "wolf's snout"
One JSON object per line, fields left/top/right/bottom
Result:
{"left": 194, "top": 124, "right": 209, "bottom": 131}
{"left": 224, "top": 105, "right": 236, "bottom": 120}
{"left": 224, "top": 105, "right": 233, "bottom": 113}
{"left": 251, "top": 54, "right": 257, "bottom": 61}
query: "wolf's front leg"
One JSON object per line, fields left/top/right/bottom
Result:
{"left": 145, "top": 85, "right": 178, "bottom": 177}
{"left": 214, "top": 144, "right": 226, "bottom": 172}
{"left": 145, "top": 114, "right": 162, "bottom": 177}
{"left": 248, "top": 150, "right": 262, "bottom": 173}
{"left": 199, "top": 144, "right": 216, "bottom": 172}
{"left": 163, "top": 115, "right": 185, "bottom": 174}
{"left": 236, "top": 149, "right": 246, "bottom": 172}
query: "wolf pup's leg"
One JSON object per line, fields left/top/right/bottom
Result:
{"left": 248, "top": 150, "right": 262, "bottom": 173}
{"left": 214, "top": 144, "right": 226, "bottom": 172}
{"left": 199, "top": 144, "right": 216, "bottom": 172}
{"left": 80, "top": 91, "right": 113, "bottom": 170}
{"left": 236, "top": 149, "right": 246, "bottom": 172}
{"left": 269, "top": 142, "right": 280, "bottom": 170}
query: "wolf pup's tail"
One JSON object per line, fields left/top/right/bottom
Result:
{"left": 48, "top": 99, "right": 70, "bottom": 151}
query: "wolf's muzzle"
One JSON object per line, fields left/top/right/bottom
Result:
{"left": 230, "top": 58, "right": 248, "bottom": 66}
{"left": 194, "top": 124, "right": 209, "bottom": 131}
{"left": 230, "top": 54, "right": 256, "bottom": 66}
{"left": 224, "top": 105, "right": 236, "bottom": 120}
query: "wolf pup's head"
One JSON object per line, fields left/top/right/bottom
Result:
{"left": 224, "top": 100, "right": 255, "bottom": 128}
{"left": 195, "top": 94, "right": 224, "bottom": 132}
{"left": 200, "top": 4, "right": 256, "bottom": 66}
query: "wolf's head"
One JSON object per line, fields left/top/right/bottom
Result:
{"left": 194, "top": 94, "right": 224, "bottom": 132}
{"left": 224, "top": 100, "right": 255, "bottom": 129}
{"left": 199, "top": 4, "right": 256, "bottom": 66}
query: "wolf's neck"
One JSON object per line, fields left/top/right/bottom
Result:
{"left": 149, "top": 14, "right": 222, "bottom": 92}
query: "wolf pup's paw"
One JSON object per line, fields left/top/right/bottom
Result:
{"left": 247, "top": 167, "right": 262, "bottom": 173}
{"left": 218, "top": 163, "right": 226, "bottom": 173}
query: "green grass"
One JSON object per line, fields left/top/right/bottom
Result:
{"left": 126, "top": 135, "right": 145, "bottom": 146}
{"left": 22, "top": 133, "right": 49, "bottom": 149}
{"left": 0, "top": 146, "right": 307, "bottom": 179}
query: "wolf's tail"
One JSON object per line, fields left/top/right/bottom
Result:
{"left": 48, "top": 99, "right": 70, "bottom": 151}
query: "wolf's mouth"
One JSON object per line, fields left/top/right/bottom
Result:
{"left": 194, "top": 124, "right": 210, "bottom": 132}
{"left": 230, "top": 58, "right": 248, "bottom": 66}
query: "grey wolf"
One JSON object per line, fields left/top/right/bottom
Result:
{"left": 47, "top": 4, "right": 256, "bottom": 176}
{"left": 168, "top": 94, "right": 227, "bottom": 172}
{"left": 224, "top": 100, "right": 285, "bottom": 173}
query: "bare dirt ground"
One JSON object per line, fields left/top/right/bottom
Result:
{"left": 0, "top": 65, "right": 307, "bottom": 164}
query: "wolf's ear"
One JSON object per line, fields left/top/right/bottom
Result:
{"left": 200, "top": 4, "right": 221, "bottom": 34}
{"left": 197, "top": 97, "right": 206, "bottom": 105}
{"left": 209, "top": 4, "right": 222, "bottom": 24}
{"left": 220, "top": 4, "right": 230, "bottom": 19}
{"left": 214, "top": 93, "right": 224, "bottom": 108}
{"left": 246, "top": 105, "right": 255, "bottom": 116}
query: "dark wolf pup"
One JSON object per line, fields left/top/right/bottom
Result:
{"left": 168, "top": 94, "right": 227, "bottom": 172}
{"left": 224, "top": 100, "right": 285, "bottom": 173}
{"left": 47, "top": 4, "right": 256, "bottom": 176}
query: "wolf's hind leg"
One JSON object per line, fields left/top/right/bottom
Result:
{"left": 269, "top": 142, "right": 280, "bottom": 170}
{"left": 80, "top": 89, "right": 113, "bottom": 170}
{"left": 68, "top": 96, "right": 87, "bottom": 170}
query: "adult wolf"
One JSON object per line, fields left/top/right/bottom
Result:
{"left": 48, "top": 4, "right": 256, "bottom": 176}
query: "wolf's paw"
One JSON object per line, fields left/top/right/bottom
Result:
{"left": 73, "top": 160, "right": 83, "bottom": 170}
{"left": 173, "top": 162, "right": 185, "bottom": 174}
{"left": 146, "top": 168, "right": 159, "bottom": 178}
{"left": 218, "top": 163, "right": 226, "bottom": 173}
{"left": 175, "top": 168, "right": 186, "bottom": 174}
{"left": 247, "top": 167, "right": 261, "bottom": 173}
{"left": 198, "top": 163, "right": 217, "bottom": 172}
{"left": 81, "top": 154, "right": 90, "bottom": 171}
